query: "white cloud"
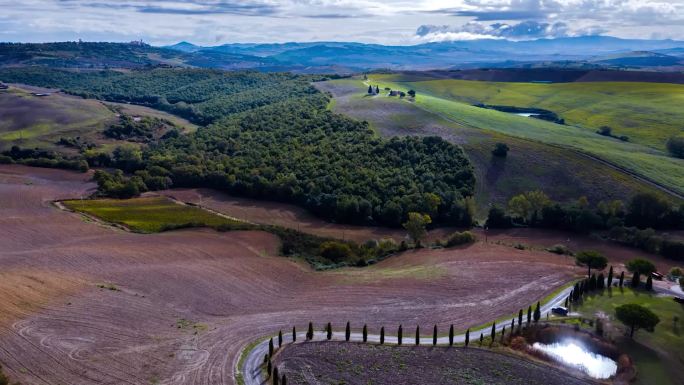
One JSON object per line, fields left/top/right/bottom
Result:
{"left": 0, "top": 0, "right": 682, "bottom": 44}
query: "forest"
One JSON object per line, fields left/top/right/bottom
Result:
{"left": 0, "top": 67, "right": 476, "bottom": 227}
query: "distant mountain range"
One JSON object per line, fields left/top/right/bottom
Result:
{"left": 1, "top": 36, "right": 683, "bottom": 73}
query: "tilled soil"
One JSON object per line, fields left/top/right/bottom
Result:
{"left": 0, "top": 165, "right": 580, "bottom": 385}
{"left": 274, "top": 341, "right": 595, "bottom": 385}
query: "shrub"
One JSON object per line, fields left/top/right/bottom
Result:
{"left": 666, "top": 135, "right": 684, "bottom": 159}
{"left": 319, "top": 241, "right": 354, "bottom": 263}
{"left": 445, "top": 231, "right": 476, "bottom": 247}
{"left": 492, "top": 142, "right": 510, "bottom": 157}
{"left": 485, "top": 205, "right": 512, "bottom": 228}
{"left": 670, "top": 267, "right": 683, "bottom": 278}
{"left": 547, "top": 244, "right": 571, "bottom": 255}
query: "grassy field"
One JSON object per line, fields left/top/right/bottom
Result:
{"left": 575, "top": 287, "right": 684, "bottom": 385}
{"left": 0, "top": 86, "right": 115, "bottom": 151}
{"left": 366, "top": 75, "right": 684, "bottom": 197}
{"left": 62, "top": 196, "right": 248, "bottom": 233}
{"left": 318, "top": 79, "right": 676, "bottom": 214}
{"left": 388, "top": 78, "right": 684, "bottom": 151}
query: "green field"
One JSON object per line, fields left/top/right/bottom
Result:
{"left": 318, "top": 79, "right": 676, "bottom": 214}
{"left": 367, "top": 75, "right": 684, "bottom": 197}
{"left": 575, "top": 287, "right": 684, "bottom": 385}
{"left": 63, "top": 196, "right": 248, "bottom": 233}
{"left": 389, "top": 78, "right": 684, "bottom": 151}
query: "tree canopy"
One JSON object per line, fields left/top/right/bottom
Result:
{"left": 615, "top": 303, "right": 660, "bottom": 337}
{"left": 626, "top": 258, "right": 657, "bottom": 275}
{"left": 574, "top": 250, "right": 608, "bottom": 276}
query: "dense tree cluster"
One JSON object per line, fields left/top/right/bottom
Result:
{"left": 1, "top": 67, "right": 476, "bottom": 227}
{"left": 104, "top": 115, "right": 177, "bottom": 142}
{"left": 487, "top": 191, "right": 684, "bottom": 261}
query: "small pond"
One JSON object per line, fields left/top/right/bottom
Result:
{"left": 532, "top": 341, "right": 617, "bottom": 379}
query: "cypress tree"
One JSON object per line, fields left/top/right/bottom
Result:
{"left": 490, "top": 323, "right": 496, "bottom": 343}
{"left": 533, "top": 302, "right": 541, "bottom": 322}
{"left": 415, "top": 325, "right": 420, "bottom": 345}
{"left": 307, "top": 322, "right": 313, "bottom": 340}
{"left": 269, "top": 338, "right": 274, "bottom": 357}
{"left": 345, "top": 321, "right": 351, "bottom": 342}
{"left": 278, "top": 330, "right": 283, "bottom": 347}
{"left": 479, "top": 333, "right": 483, "bottom": 346}
{"left": 589, "top": 274, "right": 597, "bottom": 291}
{"left": 619, "top": 271, "right": 625, "bottom": 287}
{"left": 597, "top": 273, "right": 605, "bottom": 290}
{"left": 564, "top": 297, "right": 569, "bottom": 307}
{"left": 368, "top": 85, "right": 373, "bottom": 94}
{"left": 449, "top": 325, "right": 454, "bottom": 346}
{"left": 281, "top": 375, "right": 287, "bottom": 385}
{"left": 433, "top": 325, "right": 437, "bottom": 346}
{"left": 375, "top": 85, "right": 380, "bottom": 94}
{"left": 527, "top": 306, "right": 532, "bottom": 324}
{"left": 292, "top": 326, "right": 296, "bottom": 342}
{"left": 326, "top": 322, "right": 332, "bottom": 340}
{"left": 631, "top": 272, "right": 641, "bottom": 288}
{"left": 267, "top": 360, "right": 272, "bottom": 377}
{"left": 273, "top": 367, "right": 279, "bottom": 385}
{"left": 465, "top": 329, "right": 470, "bottom": 347}
{"left": 646, "top": 275, "right": 653, "bottom": 291}
{"left": 380, "top": 327, "right": 385, "bottom": 344}
{"left": 363, "top": 324, "right": 368, "bottom": 342}
{"left": 510, "top": 318, "right": 514, "bottom": 331}
{"left": 264, "top": 353, "right": 269, "bottom": 364}
{"left": 518, "top": 309, "right": 523, "bottom": 327}
{"left": 607, "top": 266, "right": 614, "bottom": 287}
{"left": 501, "top": 326, "right": 506, "bottom": 343}
{"left": 398, "top": 325, "right": 403, "bottom": 345}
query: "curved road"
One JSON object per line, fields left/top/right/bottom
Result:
{"left": 239, "top": 284, "right": 576, "bottom": 385}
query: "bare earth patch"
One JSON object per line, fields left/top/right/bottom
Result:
{"left": 1, "top": 165, "right": 580, "bottom": 385}
{"left": 274, "top": 341, "right": 594, "bottom": 385}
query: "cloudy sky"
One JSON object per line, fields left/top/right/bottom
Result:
{"left": 1, "top": 0, "right": 683, "bottom": 45}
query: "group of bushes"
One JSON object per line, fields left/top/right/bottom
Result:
{"left": 104, "top": 114, "right": 177, "bottom": 143}
{"left": 0, "top": 145, "right": 88, "bottom": 172}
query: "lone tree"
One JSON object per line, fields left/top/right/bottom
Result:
{"left": 326, "top": 322, "right": 332, "bottom": 340}
{"left": 433, "top": 325, "right": 438, "bottom": 346}
{"left": 398, "top": 325, "right": 403, "bottom": 345}
{"left": 533, "top": 302, "right": 541, "bottom": 322}
{"left": 292, "top": 326, "right": 296, "bottom": 342}
{"left": 380, "top": 327, "right": 385, "bottom": 344}
{"left": 626, "top": 258, "right": 657, "bottom": 276}
{"left": 363, "top": 324, "right": 368, "bottom": 342}
{"left": 490, "top": 323, "right": 496, "bottom": 343}
{"left": 403, "top": 212, "right": 431, "bottom": 247}
{"left": 345, "top": 321, "right": 351, "bottom": 341}
{"left": 278, "top": 330, "right": 283, "bottom": 347}
{"left": 449, "top": 324, "right": 454, "bottom": 346}
{"left": 269, "top": 338, "right": 274, "bottom": 357}
{"left": 492, "top": 142, "right": 510, "bottom": 157}
{"left": 307, "top": 322, "right": 314, "bottom": 340}
{"left": 575, "top": 250, "right": 608, "bottom": 277}
{"left": 615, "top": 304, "right": 660, "bottom": 337}
{"left": 479, "top": 333, "right": 484, "bottom": 346}
{"left": 465, "top": 329, "right": 470, "bottom": 347}
{"left": 415, "top": 325, "right": 420, "bottom": 345}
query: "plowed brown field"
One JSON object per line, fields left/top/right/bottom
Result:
{"left": 0, "top": 165, "right": 603, "bottom": 385}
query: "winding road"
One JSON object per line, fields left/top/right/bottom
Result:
{"left": 239, "top": 284, "right": 576, "bottom": 385}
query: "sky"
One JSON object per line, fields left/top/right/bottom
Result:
{"left": 1, "top": 0, "right": 683, "bottom": 45}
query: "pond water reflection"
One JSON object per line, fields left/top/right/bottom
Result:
{"left": 532, "top": 341, "right": 617, "bottom": 379}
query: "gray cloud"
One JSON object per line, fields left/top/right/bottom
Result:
{"left": 415, "top": 20, "right": 605, "bottom": 41}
